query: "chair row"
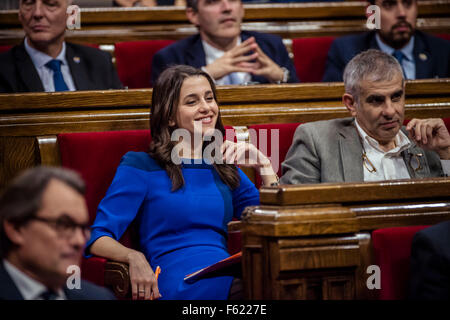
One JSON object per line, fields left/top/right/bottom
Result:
{"left": 2, "top": 34, "right": 449, "bottom": 87}
{"left": 38, "top": 116, "right": 450, "bottom": 298}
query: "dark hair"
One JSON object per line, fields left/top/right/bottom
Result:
{"left": 0, "top": 166, "right": 85, "bottom": 258}
{"left": 186, "top": 0, "right": 198, "bottom": 11}
{"left": 149, "top": 65, "right": 240, "bottom": 191}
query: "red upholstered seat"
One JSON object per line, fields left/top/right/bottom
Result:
{"left": 292, "top": 37, "right": 335, "bottom": 83}
{"left": 0, "top": 45, "right": 12, "bottom": 53}
{"left": 247, "top": 123, "right": 300, "bottom": 188}
{"left": 435, "top": 34, "right": 450, "bottom": 41}
{"left": 58, "top": 129, "right": 151, "bottom": 285}
{"left": 114, "top": 40, "right": 174, "bottom": 89}
{"left": 372, "top": 225, "right": 429, "bottom": 300}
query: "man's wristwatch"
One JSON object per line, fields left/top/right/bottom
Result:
{"left": 276, "top": 67, "right": 290, "bottom": 84}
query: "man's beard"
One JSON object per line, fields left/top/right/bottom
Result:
{"left": 380, "top": 21, "right": 415, "bottom": 49}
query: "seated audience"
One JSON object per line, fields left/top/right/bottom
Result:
{"left": 86, "top": 65, "right": 279, "bottom": 300}
{"left": 0, "top": 166, "right": 115, "bottom": 300}
{"left": 0, "top": 0, "right": 123, "bottom": 93}
{"left": 409, "top": 220, "right": 450, "bottom": 300}
{"left": 151, "top": 0, "right": 298, "bottom": 86}
{"left": 281, "top": 49, "right": 450, "bottom": 184}
{"left": 322, "top": 0, "right": 450, "bottom": 82}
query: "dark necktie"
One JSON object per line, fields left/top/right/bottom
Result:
{"left": 392, "top": 50, "right": 407, "bottom": 78}
{"left": 45, "top": 59, "right": 69, "bottom": 92}
{"left": 40, "top": 289, "right": 58, "bottom": 300}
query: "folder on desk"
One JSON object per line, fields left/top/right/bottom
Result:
{"left": 183, "top": 251, "right": 242, "bottom": 284}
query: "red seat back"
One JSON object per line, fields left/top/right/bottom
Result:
{"left": 58, "top": 130, "right": 152, "bottom": 247}
{"left": 292, "top": 37, "right": 335, "bottom": 82}
{"left": 0, "top": 45, "right": 12, "bottom": 53}
{"left": 435, "top": 34, "right": 450, "bottom": 41}
{"left": 247, "top": 123, "right": 300, "bottom": 188}
{"left": 115, "top": 40, "right": 174, "bottom": 89}
{"left": 372, "top": 225, "right": 429, "bottom": 300}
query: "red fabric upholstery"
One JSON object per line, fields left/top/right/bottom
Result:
{"left": 115, "top": 40, "right": 174, "bottom": 89}
{"left": 372, "top": 225, "right": 429, "bottom": 300}
{"left": 58, "top": 130, "right": 151, "bottom": 284}
{"left": 247, "top": 123, "right": 300, "bottom": 188}
{"left": 0, "top": 45, "right": 12, "bottom": 53}
{"left": 292, "top": 37, "right": 335, "bottom": 82}
{"left": 435, "top": 34, "right": 450, "bottom": 41}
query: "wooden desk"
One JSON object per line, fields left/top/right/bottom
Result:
{"left": 1, "top": 2, "right": 449, "bottom": 45}
{"left": 241, "top": 179, "right": 450, "bottom": 299}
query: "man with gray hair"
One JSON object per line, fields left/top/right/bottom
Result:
{"left": 0, "top": 166, "right": 115, "bottom": 300}
{"left": 151, "top": 0, "right": 298, "bottom": 86}
{"left": 0, "top": 0, "right": 122, "bottom": 93}
{"left": 281, "top": 49, "right": 450, "bottom": 184}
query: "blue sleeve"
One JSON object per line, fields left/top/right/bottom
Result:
{"left": 232, "top": 168, "right": 260, "bottom": 219}
{"left": 84, "top": 164, "right": 148, "bottom": 257}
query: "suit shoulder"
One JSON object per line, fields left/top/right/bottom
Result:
{"left": 156, "top": 35, "right": 198, "bottom": 56}
{"left": 417, "top": 32, "right": 450, "bottom": 50}
{"left": 120, "top": 151, "right": 163, "bottom": 172}
{"left": 66, "top": 42, "right": 111, "bottom": 60}
{"left": 68, "top": 280, "right": 116, "bottom": 300}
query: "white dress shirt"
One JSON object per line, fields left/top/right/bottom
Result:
{"left": 3, "top": 259, "right": 66, "bottom": 300}
{"left": 24, "top": 38, "right": 76, "bottom": 92}
{"left": 355, "top": 120, "right": 450, "bottom": 181}
{"left": 375, "top": 33, "right": 415, "bottom": 80}
{"left": 202, "top": 38, "right": 252, "bottom": 85}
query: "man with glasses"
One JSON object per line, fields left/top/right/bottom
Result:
{"left": 322, "top": 0, "right": 450, "bottom": 82}
{"left": 0, "top": 166, "right": 115, "bottom": 300}
{"left": 281, "top": 49, "right": 450, "bottom": 184}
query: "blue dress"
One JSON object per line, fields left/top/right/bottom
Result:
{"left": 85, "top": 152, "right": 259, "bottom": 299}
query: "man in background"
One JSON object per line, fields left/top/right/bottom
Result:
{"left": 322, "top": 0, "right": 450, "bottom": 81}
{"left": 151, "top": 0, "right": 298, "bottom": 86}
{"left": 0, "top": 0, "right": 123, "bottom": 93}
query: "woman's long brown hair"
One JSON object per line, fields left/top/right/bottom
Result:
{"left": 149, "top": 65, "right": 240, "bottom": 191}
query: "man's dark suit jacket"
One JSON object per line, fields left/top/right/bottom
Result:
{"left": 409, "top": 220, "right": 450, "bottom": 300}
{"left": 151, "top": 30, "right": 299, "bottom": 86}
{"left": 322, "top": 30, "right": 450, "bottom": 82}
{"left": 0, "top": 262, "right": 116, "bottom": 300}
{"left": 0, "top": 42, "right": 123, "bottom": 93}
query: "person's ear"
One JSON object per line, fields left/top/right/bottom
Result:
{"left": 3, "top": 221, "right": 26, "bottom": 248}
{"left": 186, "top": 7, "right": 199, "bottom": 27}
{"left": 343, "top": 93, "right": 358, "bottom": 117}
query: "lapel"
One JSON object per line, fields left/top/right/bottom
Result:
{"left": 0, "top": 263, "right": 24, "bottom": 300}
{"left": 65, "top": 43, "right": 91, "bottom": 90}
{"left": 185, "top": 35, "right": 207, "bottom": 69}
{"left": 15, "top": 42, "right": 45, "bottom": 92}
{"left": 412, "top": 32, "right": 432, "bottom": 79}
{"left": 338, "top": 120, "right": 364, "bottom": 182}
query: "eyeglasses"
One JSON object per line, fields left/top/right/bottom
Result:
{"left": 362, "top": 152, "right": 377, "bottom": 173}
{"left": 30, "top": 214, "right": 91, "bottom": 239}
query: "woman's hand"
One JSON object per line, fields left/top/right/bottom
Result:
{"left": 221, "top": 140, "right": 279, "bottom": 186}
{"left": 127, "top": 250, "right": 161, "bottom": 300}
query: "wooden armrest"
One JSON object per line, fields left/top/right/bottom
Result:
{"left": 104, "top": 261, "right": 131, "bottom": 299}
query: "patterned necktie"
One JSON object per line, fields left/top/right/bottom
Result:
{"left": 45, "top": 59, "right": 69, "bottom": 92}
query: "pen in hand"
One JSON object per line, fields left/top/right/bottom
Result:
{"left": 151, "top": 266, "right": 161, "bottom": 300}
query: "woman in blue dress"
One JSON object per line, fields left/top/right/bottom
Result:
{"left": 85, "top": 65, "right": 279, "bottom": 300}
